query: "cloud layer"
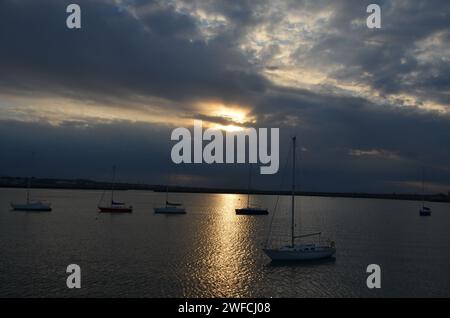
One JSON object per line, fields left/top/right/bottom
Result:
{"left": 0, "top": 0, "right": 449, "bottom": 192}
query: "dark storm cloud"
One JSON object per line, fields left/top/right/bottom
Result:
{"left": 295, "top": 0, "right": 450, "bottom": 105}
{"left": 0, "top": 0, "right": 449, "bottom": 192}
{"left": 0, "top": 119, "right": 267, "bottom": 190}
{"left": 1, "top": 0, "right": 448, "bottom": 107}
{"left": 0, "top": 0, "right": 268, "bottom": 105}
{"left": 253, "top": 85, "right": 450, "bottom": 179}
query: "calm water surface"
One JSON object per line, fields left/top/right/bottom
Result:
{"left": 0, "top": 188, "right": 449, "bottom": 297}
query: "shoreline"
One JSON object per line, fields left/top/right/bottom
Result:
{"left": 1, "top": 177, "right": 449, "bottom": 203}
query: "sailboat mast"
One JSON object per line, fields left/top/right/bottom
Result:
{"left": 291, "top": 136, "right": 296, "bottom": 247}
{"left": 111, "top": 165, "right": 116, "bottom": 203}
{"left": 422, "top": 167, "right": 425, "bottom": 208}
{"left": 27, "top": 152, "right": 35, "bottom": 204}
{"left": 26, "top": 177, "right": 31, "bottom": 204}
{"left": 166, "top": 185, "right": 169, "bottom": 207}
{"left": 27, "top": 151, "right": 35, "bottom": 204}
{"left": 247, "top": 164, "right": 252, "bottom": 208}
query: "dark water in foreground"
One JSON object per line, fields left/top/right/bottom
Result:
{"left": 0, "top": 188, "right": 449, "bottom": 297}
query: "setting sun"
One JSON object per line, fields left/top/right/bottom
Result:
{"left": 196, "top": 102, "right": 254, "bottom": 125}
{"left": 212, "top": 124, "right": 245, "bottom": 132}
{"left": 214, "top": 108, "right": 248, "bottom": 124}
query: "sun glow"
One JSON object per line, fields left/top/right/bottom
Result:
{"left": 0, "top": 95, "right": 192, "bottom": 127}
{"left": 195, "top": 102, "right": 255, "bottom": 132}
{"left": 214, "top": 108, "right": 248, "bottom": 124}
{"left": 212, "top": 124, "right": 245, "bottom": 132}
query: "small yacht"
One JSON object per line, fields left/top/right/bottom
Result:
{"left": 235, "top": 165, "right": 268, "bottom": 215}
{"left": 11, "top": 183, "right": 52, "bottom": 211}
{"left": 98, "top": 166, "right": 133, "bottom": 213}
{"left": 263, "top": 136, "right": 336, "bottom": 261}
{"left": 11, "top": 199, "right": 52, "bottom": 212}
{"left": 419, "top": 169, "right": 431, "bottom": 216}
{"left": 11, "top": 156, "right": 52, "bottom": 212}
{"left": 98, "top": 201, "right": 133, "bottom": 213}
{"left": 263, "top": 244, "right": 336, "bottom": 261}
{"left": 154, "top": 203, "right": 186, "bottom": 214}
{"left": 236, "top": 206, "right": 268, "bottom": 215}
{"left": 419, "top": 206, "right": 431, "bottom": 216}
{"left": 154, "top": 187, "right": 186, "bottom": 214}
{"left": 263, "top": 234, "right": 336, "bottom": 261}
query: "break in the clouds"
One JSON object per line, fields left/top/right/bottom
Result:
{"left": 0, "top": 0, "right": 449, "bottom": 193}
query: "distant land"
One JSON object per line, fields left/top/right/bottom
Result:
{"left": 1, "top": 176, "right": 450, "bottom": 203}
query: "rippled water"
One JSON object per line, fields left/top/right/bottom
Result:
{"left": 0, "top": 188, "right": 449, "bottom": 297}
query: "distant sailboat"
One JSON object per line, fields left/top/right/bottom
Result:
{"left": 98, "top": 166, "right": 133, "bottom": 213}
{"left": 10, "top": 178, "right": 52, "bottom": 212}
{"left": 235, "top": 164, "right": 268, "bottom": 215}
{"left": 419, "top": 168, "right": 431, "bottom": 216}
{"left": 154, "top": 186, "right": 186, "bottom": 214}
{"left": 263, "top": 136, "right": 336, "bottom": 261}
{"left": 10, "top": 153, "right": 52, "bottom": 212}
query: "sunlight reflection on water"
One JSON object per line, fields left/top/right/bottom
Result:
{"left": 0, "top": 188, "right": 449, "bottom": 297}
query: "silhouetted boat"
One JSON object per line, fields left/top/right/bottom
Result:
{"left": 10, "top": 153, "right": 52, "bottom": 212}
{"left": 10, "top": 182, "right": 52, "bottom": 211}
{"left": 11, "top": 201, "right": 52, "bottom": 212}
{"left": 419, "top": 206, "right": 431, "bottom": 216}
{"left": 154, "top": 186, "right": 186, "bottom": 214}
{"left": 236, "top": 164, "right": 268, "bottom": 215}
{"left": 98, "top": 202, "right": 133, "bottom": 213}
{"left": 263, "top": 136, "right": 336, "bottom": 261}
{"left": 98, "top": 166, "right": 132, "bottom": 213}
{"left": 419, "top": 168, "right": 431, "bottom": 216}
{"left": 236, "top": 207, "right": 268, "bottom": 215}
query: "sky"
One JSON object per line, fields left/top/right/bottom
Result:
{"left": 0, "top": 0, "right": 449, "bottom": 193}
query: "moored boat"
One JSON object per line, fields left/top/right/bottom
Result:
{"left": 235, "top": 164, "right": 268, "bottom": 215}
{"left": 262, "top": 136, "right": 336, "bottom": 262}
{"left": 419, "top": 169, "right": 432, "bottom": 216}
{"left": 98, "top": 166, "right": 133, "bottom": 213}
{"left": 11, "top": 201, "right": 52, "bottom": 212}
{"left": 154, "top": 204, "right": 186, "bottom": 214}
{"left": 420, "top": 206, "right": 431, "bottom": 216}
{"left": 236, "top": 207, "right": 268, "bottom": 215}
{"left": 154, "top": 187, "right": 186, "bottom": 214}
{"left": 10, "top": 153, "right": 52, "bottom": 212}
{"left": 98, "top": 201, "right": 133, "bottom": 213}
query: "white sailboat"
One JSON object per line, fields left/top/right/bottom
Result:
{"left": 154, "top": 186, "right": 186, "bottom": 214}
{"left": 10, "top": 155, "right": 52, "bottom": 212}
{"left": 98, "top": 166, "right": 133, "bottom": 213}
{"left": 419, "top": 168, "right": 431, "bottom": 216}
{"left": 10, "top": 181, "right": 52, "bottom": 212}
{"left": 236, "top": 164, "right": 268, "bottom": 215}
{"left": 263, "top": 136, "right": 336, "bottom": 261}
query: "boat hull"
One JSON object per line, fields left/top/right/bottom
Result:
{"left": 154, "top": 207, "right": 186, "bottom": 214}
{"left": 236, "top": 207, "right": 268, "bottom": 215}
{"left": 98, "top": 206, "right": 133, "bottom": 213}
{"left": 420, "top": 210, "right": 431, "bottom": 216}
{"left": 11, "top": 202, "right": 52, "bottom": 212}
{"left": 263, "top": 246, "right": 336, "bottom": 261}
